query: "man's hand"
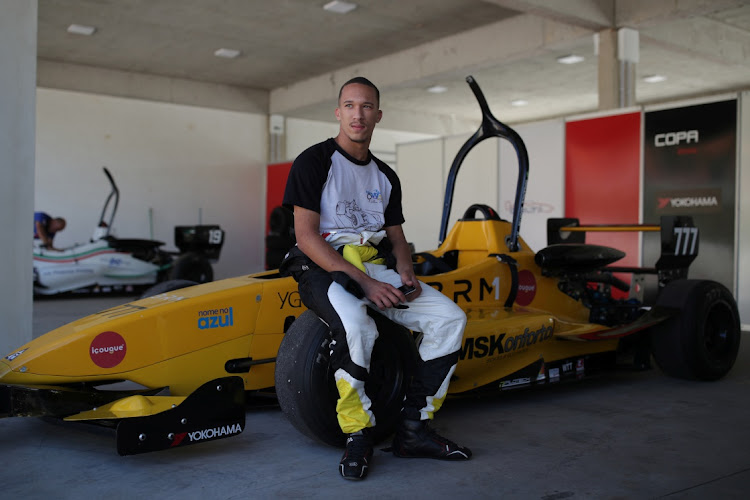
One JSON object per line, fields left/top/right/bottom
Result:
{"left": 397, "top": 270, "right": 422, "bottom": 302}
{"left": 385, "top": 225, "right": 422, "bottom": 302}
{"left": 360, "top": 278, "right": 408, "bottom": 310}
{"left": 295, "top": 207, "right": 421, "bottom": 310}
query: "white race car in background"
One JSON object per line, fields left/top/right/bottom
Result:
{"left": 33, "top": 167, "right": 224, "bottom": 296}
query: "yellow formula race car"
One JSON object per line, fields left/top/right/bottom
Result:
{"left": 0, "top": 77, "right": 741, "bottom": 455}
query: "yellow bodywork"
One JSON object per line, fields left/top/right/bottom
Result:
{"left": 65, "top": 394, "right": 186, "bottom": 421}
{"left": 1, "top": 217, "right": 622, "bottom": 417}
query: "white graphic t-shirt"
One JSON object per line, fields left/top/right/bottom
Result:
{"left": 283, "top": 138, "right": 404, "bottom": 248}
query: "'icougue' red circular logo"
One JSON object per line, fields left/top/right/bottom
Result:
{"left": 90, "top": 331, "right": 127, "bottom": 368}
{"left": 516, "top": 270, "right": 537, "bottom": 306}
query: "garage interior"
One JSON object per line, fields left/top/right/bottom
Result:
{"left": 2, "top": 1, "right": 750, "bottom": 497}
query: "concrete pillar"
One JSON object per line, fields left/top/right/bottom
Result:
{"left": 0, "top": 0, "right": 37, "bottom": 354}
{"left": 269, "top": 114, "right": 286, "bottom": 163}
{"left": 597, "top": 28, "right": 638, "bottom": 111}
{"left": 597, "top": 29, "right": 619, "bottom": 110}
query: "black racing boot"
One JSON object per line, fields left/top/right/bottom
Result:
{"left": 339, "top": 430, "right": 373, "bottom": 480}
{"left": 392, "top": 419, "right": 472, "bottom": 460}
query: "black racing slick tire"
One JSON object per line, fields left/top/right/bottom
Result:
{"left": 169, "top": 252, "right": 213, "bottom": 283}
{"left": 651, "top": 279, "right": 741, "bottom": 381}
{"left": 275, "top": 309, "right": 416, "bottom": 447}
{"left": 140, "top": 279, "right": 198, "bottom": 299}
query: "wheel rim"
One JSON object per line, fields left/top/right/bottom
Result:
{"left": 703, "top": 300, "right": 736, "bottom": 362}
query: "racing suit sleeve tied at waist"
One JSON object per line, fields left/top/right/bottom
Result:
{"left": 278, "top": 246, "right": 366, "bottom": 299}
{"left": 341, "top": 244, "right": 385, "bottom": 272}
{"left": 279, "top": 238, "right": 396, "bottom": 296}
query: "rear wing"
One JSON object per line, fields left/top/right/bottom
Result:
{"left": 175, "top": 225, "right": 225, "bottom": 262}
{"left": 546, "top": 215, "right": 699, "bottom": 284}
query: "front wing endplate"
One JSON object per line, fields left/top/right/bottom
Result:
{"left": 115, "top": 376, "right": 246, "bottom": 456}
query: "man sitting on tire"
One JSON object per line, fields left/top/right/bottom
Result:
{"left": 281, "top": 77, "right": 471, "bottom": 481}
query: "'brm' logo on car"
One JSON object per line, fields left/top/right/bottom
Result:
{"left": 90, "top": 331, "right": 127, "bottom": 368}
{"left": 198, "top": 307, "right": 234, "bottom": 330}
{"left": 516, "top": 270, "right": 537, "bottom": 306}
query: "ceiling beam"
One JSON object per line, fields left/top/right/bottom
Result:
{"left": 269, "top": 13, "right": 592, "bottom": 117}
{"left": 616, "top": 0, "right": 749, "bottom": 27}
{"left": 640, "top": 16, "right": 750, "bottom": 68}
{"left": 36, "top": 60, "right": 268, "bottom": 114}
{"left": 482, "top": 0, "right": 615, "bottom": 30}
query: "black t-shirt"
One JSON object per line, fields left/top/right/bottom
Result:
{"left": 283, "top": 138, "right": 404, "bottom": 248}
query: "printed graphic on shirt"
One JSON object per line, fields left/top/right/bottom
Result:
{"left": 335, "top": 199, "right": 384, "bottom": 232}
{"left": 366, "top": 189, "right": 382, "bottom": 203}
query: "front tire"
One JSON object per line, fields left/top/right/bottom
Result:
{"left": 275, "top": 310, "right": 416, "bottom": 447}
{"left": 651, "top": 279, "right": 741, "bottom": 381}
{"left": 169, "top": 252, "right": 213, "bottom": 283}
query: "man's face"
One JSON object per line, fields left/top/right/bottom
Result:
{"left": 335, "top": 83, "right": 382, "bottom": 144}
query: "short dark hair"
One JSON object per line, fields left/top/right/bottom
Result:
{"left": 338, "top": 77, "right": 380, "bottom": 107}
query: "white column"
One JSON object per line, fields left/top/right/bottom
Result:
{"left": 597, "top": 28, "right": 639, "bottom": 110}
{"left": 269, "top": 113, "right": 286, "bottom": 163}
{"left": 0, "top": 0, "right": 37, "bottom": 353}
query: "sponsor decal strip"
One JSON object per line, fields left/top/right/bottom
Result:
{"left": 98, "top": 303, "right": 147, "bottom": 319}
{"left": 101, "top": 271, "right": 159, "bottom": 279}
{"left": 461, "top": 324, "right": 553, "bottom": 360}
{"left": 33, "top": 248, "right": 117, "bottom": 263}
{"left": 171, "top": 423, "right": 244, "bottom": 447}
{"left": 198, "top": 307, "right": 234, "bottom": 330}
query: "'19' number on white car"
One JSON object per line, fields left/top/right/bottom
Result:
{"left": 673, "top": 226, "right": 698, "bottom": 256}
{"left": 209, "top": 229, "right": 223, "bottom": 245}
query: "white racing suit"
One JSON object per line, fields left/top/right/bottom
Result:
{"left": 288, "top": 243, "right": 467, "bottom": 434}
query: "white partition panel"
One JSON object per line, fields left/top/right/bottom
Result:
{"left": 444, "top": 135, "right": 499, "bottom": 231}
{"left": 397, "top": 139, "right": 445, "bottom": 252}
{"left": 500, "top": 119, "right": 566, "bottom": 252}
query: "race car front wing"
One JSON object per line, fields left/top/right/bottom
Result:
{"left": 0, "top": 376, "right": 246, "bottom": 455}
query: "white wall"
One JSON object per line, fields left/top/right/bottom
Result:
{"left": 36, "top": 89, "right": 268, "bottom": 278}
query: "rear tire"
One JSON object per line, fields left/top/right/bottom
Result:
{"left": 169, "top": 252, "right": 213, "bottom": 283}
{"left": 651, "top": 279, "right": 740, "bottom": 381}
{"left": 275, "top": 309, "right": 416, "bottom": 447}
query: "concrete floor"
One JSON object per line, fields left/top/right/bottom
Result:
{"left": 2, "top": 296, "right": 749, "bottom": 499}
